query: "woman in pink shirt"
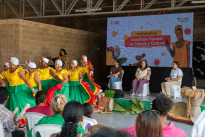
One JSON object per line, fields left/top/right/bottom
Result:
{"left": 26, "top": 91, "right": 54, "bottom": 116}
{"left": 119, "top": 94, "right": 187, "bottom": 137}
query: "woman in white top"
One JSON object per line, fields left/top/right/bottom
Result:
{"left": 161, "top": 61, "right": 183, "bottom": 97}
{"left": 131, "top": 60, "right": 151, "bottom": 96}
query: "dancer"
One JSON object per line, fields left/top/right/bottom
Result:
{"left": 58, "top": 49, "right": 69, "bottom": 70}
{"left": 78, "top": 55, "right": 100, "bottom": 95}
{"left": 3, "top": 56, "right": 36, "bottom": 116}
{"left": 38, "top": 57, "right": 54, "bottom": 92}
{"left": 131, "top": 60, "right": 151, "bottom": 96}
{"left": 25, "top": 62, "right": 42, "bottom": 92}
{"left": 161, "top": 61, "right": 183, "bottom": 97}
{"left": 166, "top": 25, "right": 191, "bottom": 68}
{"left": 68, "top": 60, "right": 95, "bottom": 104}
{"left": 51, "top": 59, "right": 70, "bottom": 100}
{"left": 2, "top": 62, "right": 9, "bottom": 78}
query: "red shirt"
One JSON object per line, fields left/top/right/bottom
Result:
{"left": 26, "top": 106, "right": 54, "bottom": 116}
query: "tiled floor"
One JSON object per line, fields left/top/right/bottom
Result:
{"left": 92, "top": 92, "right": 205, "bottom": 137}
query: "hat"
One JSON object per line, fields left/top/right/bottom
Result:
{"left": 9, "top": 56, "right": 19, "bottom": 66}
{"left": 71, "top": 60, "right": 78, "bottom": 66}
{"left": 55, "top": 59, "right": 62, "bottom": 67}
{"left": 41, "top": 56, "right": 49, "bottom": 64}
{"left": 3, "top": 62, "right": 9, "bottom": 68}
{"left": 82, "top": 55, "right": 87, "bottom": 63}
{"left": 28, "top": 62, "right": 37, "bottom": 69}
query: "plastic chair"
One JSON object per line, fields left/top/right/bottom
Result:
{"left": 24, "top": 112, "right": 45, "bottom": 132}
{"left": 32, "top": 124, "right": 62, "bottom": 137}
{"left": 136, "top": 82, "right": 150, "bottom": 96}
{"left": 83, "top": 117, "right": 98, "bottom": 130}
{"left": 0, "top": 120, "right": 5, "bottom": 137}
{"left": 169, "top": 85, "right": 181, "bottom": 99}
{"left": 108, "top": 70, "right": 124, "bottom": 90}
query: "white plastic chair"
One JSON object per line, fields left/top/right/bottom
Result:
{"left": 32, "top": 124, "right": 62, "bottom": 137}
{"left": 108, "top": 70, "right": 124, "bottom": 90}
{"left": 83, "top": 117, "right": 98, "bottom": 130}
{"left": 136, "top": 82, "right": 150, "bottom": 96}
{"left": 24, "top": 112, "right": 45, "bottom": 132}
{"left": 169, "top": 85, "right": 181, "bottom": 99}
{"left": 0, "top": 120, "right": 5, "bottom": 137}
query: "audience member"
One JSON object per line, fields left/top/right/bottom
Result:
{"left": 0, "top": 87, "right": 25, "bottom": 137}
{"left": 51, "top": 101, "right": 85, "bottom": 137}
{"left": 26, "top": 91, "right": 54, "bottom": 116}
{"left": 90, "top": 128, "right": 128, "bottom": 137}
{"left": 82, "top": 103, "right": 97, "bottom": 130}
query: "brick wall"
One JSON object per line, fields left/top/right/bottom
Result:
{"left": 0, "top": 19, "right": 103, "bottom": 82}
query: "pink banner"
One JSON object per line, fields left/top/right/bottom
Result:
{"left": 125, "top": 35, "right": 171, "bottom": 47}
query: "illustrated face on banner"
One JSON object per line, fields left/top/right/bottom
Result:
{"left": 106, "top": 13, "right": 193, "bottom": 68}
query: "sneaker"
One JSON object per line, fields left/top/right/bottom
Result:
{"left": 131, "top": 92, "right": 136, "bottom": 96}
{"left": 138, "top": 93, "right": 142, "bottom": 96}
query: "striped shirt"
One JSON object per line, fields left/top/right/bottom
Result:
{"left": 0, "top": 104, "right": 16, "bottom": 137}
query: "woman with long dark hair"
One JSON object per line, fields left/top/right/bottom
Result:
{"left": 51, "top": 101, "right": 85, "bottom": 137}
{"left": 131, "top": 60, "right": 151, "bottom": 96}
{"left": 58, "top": 49, "right": 69, "bottom": 70}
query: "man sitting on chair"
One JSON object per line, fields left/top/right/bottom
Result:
{"left": 107, "top": 59, "right": 122, "bottom": 89}
{"left": 161, "top": 61, "right": 183, "bottom": 98}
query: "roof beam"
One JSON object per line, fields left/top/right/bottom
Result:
{"left": 65, "top": 0, "right": 78, "bottom": 14}
{"left": 143, "top": 0, "right": 156, "bottom": 10}
{"left": 176, "top": 0, "right": 188, "bottom": 7}
{"left": 171, "top": 0, "right": 176, "bottom": 8}
{"left": 26, "top": 0, "right": 40, "bottom": 16}
{"left": 51, "top": 0, "right": 62, "bottom": 15}
{"left": 92, "top": 0, "right": 104, "bottom": 13}
{"left": 113, "top": 0, "right": 117, "bottom": 12}
{"left": 5, "top": 0, "right": 20, "bottom": 17}
{"left": 116, "top": 0, "right": 129, "bottom": 11}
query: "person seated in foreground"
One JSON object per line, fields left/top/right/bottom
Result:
{"left": 51, "top": 101, "right": 86, "bottom": 137}
{"left": 26, "top": 91, "right": 54, "bottom": 116}
{"left": 82, "top": 103, "right": 97, "bottom": 130}
{"left": 0, "top": 87, "right": 25, "bottom": 137}
{"left": 107, "top": 59, "right": 122, "bottom": 89}
{"left": 90, "top": 127, "right": 128, "bottom": 137}
{"left": 131, "top": 60, "right": 151, "bottom": 96}
{"left": 27, "top": 95, "right": 84, "bottom": 137}
{"left": 191, "top": 106, "right": 205, "bottom": 136}
{"left": 161, "top": 61, "right": 183, "bottom": 98}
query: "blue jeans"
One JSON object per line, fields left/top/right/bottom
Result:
{"left": 110, "top": 76, "right": 121, "bottom": 89}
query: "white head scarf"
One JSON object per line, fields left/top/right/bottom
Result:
{"left": 5, "top": 62, "right": 9, "bottom": 68}
{"left": 71, "top": 60, "right": 78, "bottom": 66}
{"left": 55, "top": 59, "right": 62, "bottom": 67}
{"left": 82, "top": 55, "right": 87, "bottom": 63}
{"left": 9, "top": 56, "right": 19, "bottom": 66}
{"left": 41, "top": 57, "right": 49, "bottom": 64}
{"left": 28, "top": 62, "right": 37, "bottom": 69}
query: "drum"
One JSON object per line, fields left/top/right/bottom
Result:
{"left": 97, "top": 97, "right": 114, "bottom": 112}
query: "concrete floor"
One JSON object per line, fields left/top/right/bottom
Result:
{"left": 92, "top": 92, "right": 205, "bottom": 137}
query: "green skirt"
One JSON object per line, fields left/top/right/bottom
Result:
{"left": 52, "top": 80, "right": 70, "bottom": 101}
{"left": 5, "top": 84, "right": 36, "bottom": 116}
{"left": 82, "top": 73, "right": 100, "bottom": 95}
{"left": 41, "top": 79, "right": 53, "bottom": 93}
{"left": 68, "top": 81, "right": 91, "bottom": 104}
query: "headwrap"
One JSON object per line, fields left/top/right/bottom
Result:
{"left": 175, "top": 25, "right": 183, "bottom": 34}
{"left": 3, "top": 62, "right": 9, "bottom": 68}
{"left": 28, "top": 62, "right": 37, "bottom": 69}
{"left": 26, "top": 60, "right": 31, "bottom": 66}
{"left": 41, "top": 56, "right": 49, "bottom": 64}
{"left": 55, "top": 59, "right": 62, "bottom": 67}
{"left": 9, "top": 56, "right": 19, "bottom": 66}
{"left": 82, "top": 55, "right": 87, "bottom": 63}
{"left": 71, "top": 60, "right": 78, "bottom": 66}
{"left": 38, "top": 59, "right": 41, "bottom": 62}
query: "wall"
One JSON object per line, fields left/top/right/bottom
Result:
{"left": 0, "top": 19, "right": 103, "bottom": 82}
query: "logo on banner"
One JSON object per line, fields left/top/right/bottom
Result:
{"left": 177, "top": 17, "right": 188, "bottom": 22}
{"left": 111, "top": 21, "right": 119, "bottom": 25}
